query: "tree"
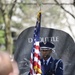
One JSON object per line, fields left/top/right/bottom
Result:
{"left": 54, "top": 0, "right": 75, "bottom": 39}
{"left": 0, "top": 0, "right": 17, "bottom": 54}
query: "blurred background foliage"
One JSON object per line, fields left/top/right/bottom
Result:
{"left": 0, "top": 0, "right": 75, "bottom": 53}
{"left": 0, "top": 30, "right": 5, "bottom": 44}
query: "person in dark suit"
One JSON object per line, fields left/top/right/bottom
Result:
{"left": 40, "top": 41, "right": 63, "bottom": 75}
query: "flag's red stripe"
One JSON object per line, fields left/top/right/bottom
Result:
{"left": 30, "top": 58, "right": 33, "bottom": 63}
{"left": 34, "top": 45, "right": 40, "bottom": 50}
{"left": 30, "top": 68, "right": 32, "bottom": 74}
{"left": 34, "top": 53, "right": 40, "bottom": 60}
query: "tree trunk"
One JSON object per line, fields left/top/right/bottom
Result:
{"left": 4, "top": 13, "right": 13, "bottom": 54}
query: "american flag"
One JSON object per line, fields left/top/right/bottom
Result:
{"left": 30, "top": 12, "right": 42, "bottom": 75}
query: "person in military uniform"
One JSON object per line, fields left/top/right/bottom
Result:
{"left": 40, "top": 41, "right": 63, "bottom": 75}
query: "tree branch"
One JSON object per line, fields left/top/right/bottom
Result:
{"left": 54, "top": 0, "right": 75, "bottom": 19}
{"left": 0, "top": 1, "right": 5, "bottom": 16}
{"left": 9, "top": 0, "right": 17, "bottom": 19}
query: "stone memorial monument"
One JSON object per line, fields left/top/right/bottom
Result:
{"left": 14, "top": 27, "right": 75, "bottom": 75}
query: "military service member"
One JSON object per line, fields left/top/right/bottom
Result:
{"left": 40, "top": 41, "right": 63, "bottom": 75}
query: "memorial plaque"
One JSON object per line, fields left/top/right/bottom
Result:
{"left": 14, "top": 27, "right": 75, "bottom": 75}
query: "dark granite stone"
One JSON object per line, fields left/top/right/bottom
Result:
{"left": 14, "top": 27, "right": 75, "bottom": 75}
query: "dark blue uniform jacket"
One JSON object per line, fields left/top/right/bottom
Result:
{"left": 41, "top": 57, "right": 63, "bottom": 75}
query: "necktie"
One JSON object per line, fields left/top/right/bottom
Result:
{"left": 44, "top": 60, "right": 47, "bottom": 74}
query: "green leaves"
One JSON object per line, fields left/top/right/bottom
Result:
{"left": 0, "top": 30, "right": 5, "bottom": 44}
